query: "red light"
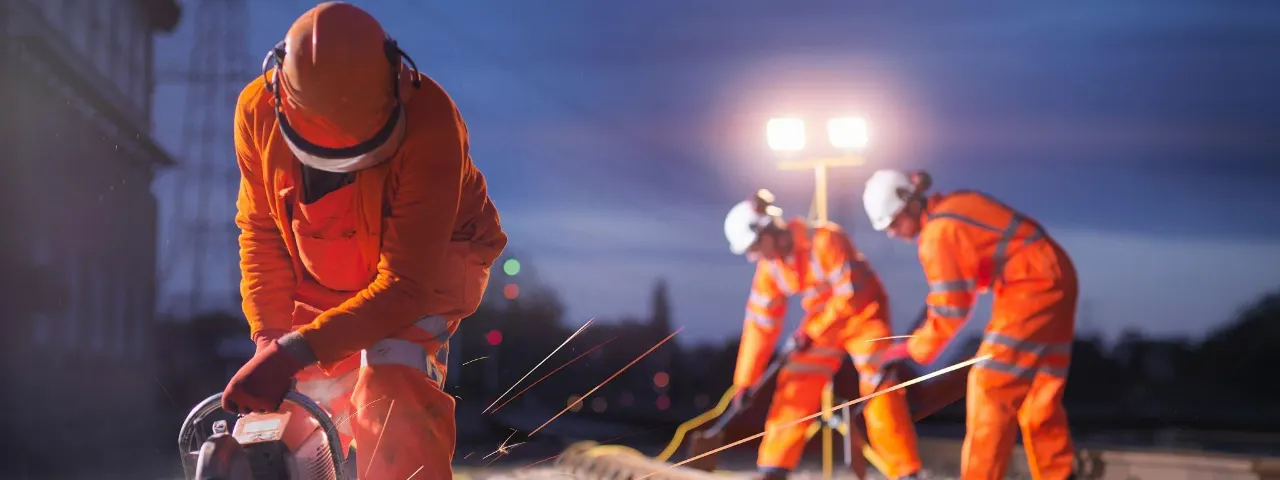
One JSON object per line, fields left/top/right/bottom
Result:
{"left": 653, "top": 371, "right": 669, "bottom": 388}
{"left": 486, "top": 330, "right": 503, "bottom": 346}
{"left": 503, "top": 284, "right": 520, "bottom": 300}
{"left": 656, "top": 395, "right": 670, "bottom": 411}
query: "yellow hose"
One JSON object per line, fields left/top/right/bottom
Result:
{"left": 654, "top": 385, "right": 742, "bottom": 462}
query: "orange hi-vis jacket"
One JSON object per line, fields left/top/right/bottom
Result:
{"left": 733, "top": 218, "right": 888, "bottom": 388}
{"left": 234, "top": 72, "right": 507, "bottom": 368}
{"left": 906, "top": 190, "right": 1071, "bottom": 367}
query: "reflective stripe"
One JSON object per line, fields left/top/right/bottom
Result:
{"left": 746, "top": 310, "right": 776, "bottom": 327}
{"left": 982, "top": 332, "right": 1072, "bottom": 356}
{"left": 781, "top": 362, "right": 837, "bottom": 376}
{"left": 929, "top": 279, "right": 975, "bottom": 293}
{"left": 768, "top": 262, "right": 795, "bottom": 296}
{"left": 929, "top": 303, "right": 969, "bottom": 319}
{"left": 362, "top": 338, "right": 429, "bottom": 371}
{"left": 749, "top": 291, "right": 782, "bottom": 311}
{"left": 926, "top": 193, "right": 1047, "bottom": 287}
{"left": 358, "top": 315, "right": 451, "bottom": 384}
{"left": 976, "top": 357, "right": 1068, "bottom": 380}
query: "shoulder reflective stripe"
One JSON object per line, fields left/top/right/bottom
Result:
{"left": 982, "top": 332, "right": 1072, "bottom": 356}
{"left": 976, "top": 357, "right": 1068, "bottom": 380}
{"left": 746, "top": 310, "right": 776, "bottom": 327}
{"left": 928, "top": 303, "right": 969, "bottom": 319}
{"left": 926, "top": 212, "right": 1002, "bottom": 233}
{"left": 929, "top": 279, "right": 975, "bottom": 292}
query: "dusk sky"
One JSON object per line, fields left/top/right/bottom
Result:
{"left": 151, "top": 0, "right": 1280, "bottom": 349}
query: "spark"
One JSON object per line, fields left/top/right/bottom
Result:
{"left": 483, "top": 318, "right": 597, "bottom": 414}
{"left": 519, "top": 453, "right": 562, "bottom": 470}
{"left": 488, "top": 336, "right": 619, "bottom": 415}
{"left": 529, "top": 328, "right": 683, "bottom": 436}
{"left": 362, "top": 399, "right": 396, "bottom": 479}
{"left": 463, "top": 451, "right": 474, "bottom": 460}
{"left": 333, "top": 396, "right": 388, "bottom": 429}
{"left": 405, "top": 465, "right": 424, "bottom": 479}
{"left": 462, "top": 356, "right": 488, "bottom": 366}
{"left": 637, "top": 354, "right": 990, "bottom": 479}
{"left": 482, "top": 430, "right": 526, "bottom": 467}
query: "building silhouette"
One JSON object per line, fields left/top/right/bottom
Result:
{"left": 0, "top": 0, "right": 180, "bottom": 476}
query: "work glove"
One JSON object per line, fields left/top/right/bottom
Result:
{"left": 786, "top": 329, "right": 813, "bottom": 353}
{"left": 222, "top": 333, "right": 315, "bottom": 415}
{"left": 869, "top": 341, "right": 912, "bottom": 371}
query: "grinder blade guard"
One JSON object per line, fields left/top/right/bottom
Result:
{"left": 177, "top": 392, "right": 348, "bottom": 480}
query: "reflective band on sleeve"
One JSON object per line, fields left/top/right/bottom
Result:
{"left": 982, "top": 332, "right": 1072, "bottom": 356}
{"left": 929, "top": 279, "right": 976, "bottom": 293}
{"left": 849, "top": 353, "right": 873, "bottom": 366}
{"left": 929, "top": 303, "right": 969, "bottom": 319}
{"left": 746, "top": 311, "right": 777, "bottom": 327}
{"left": 749, "top": 292, "right": 782, "bottom": 311}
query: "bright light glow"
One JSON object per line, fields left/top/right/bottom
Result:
{"left": 827, "top": 117, "right": 869, "bottom": 149}
{"left": 591, "top": 397, "right": 608, "bottom": 413}
{"left": 503, "top": 283, "right": 520, "bottom": 300}
{"left": 567, "top": 395, "right": 583, "bottom": 413}
{"left": 766, "top": 117, "right": 806, "bottom": 152}
{"left": 656, "top": 395, "right": 671, "bottom": 411}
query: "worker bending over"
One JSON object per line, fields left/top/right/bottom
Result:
{"left": 220, "top": 3, "right": 506, "bottom": 479}
{"left": 863, "top": 170, "right": 1078, "bottom": 480}
{"left": 723, "top": 189, "right": 922, "bottom": 480}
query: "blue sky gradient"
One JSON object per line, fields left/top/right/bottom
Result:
{"left": 151, "top": 0, "right": 1280, "bottom": 345}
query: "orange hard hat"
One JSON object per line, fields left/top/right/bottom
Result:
{"left": 262, "top": 2, "right": 421, "bottom": 172}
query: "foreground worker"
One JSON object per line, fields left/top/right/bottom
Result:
{"left": 723, "top": 189, "right": 922, "bottom": 480}
{"left": 863, "top": 170, "right": 1078, "bottom": 480}
{"left": 220, "top": 3, "right": 506, "bottom": 478}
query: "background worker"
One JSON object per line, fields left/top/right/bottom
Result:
{"left": 723, "top": 189, "right": 923, "bottom": 480}
{"left": 219, "top": 2, "right": 507, "bottom": 479}
{"left": 863, "top": 170, "right": 1079, "bottom": 480}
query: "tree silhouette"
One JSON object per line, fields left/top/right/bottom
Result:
{"left": 1194, "top": 288, "right": 1280, "bottom": 400}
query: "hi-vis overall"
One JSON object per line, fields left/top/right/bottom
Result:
{"left": 734, "top": 219, "right": 921, "bottom": 479}
{"left": 906, "top": 191, "right": 1078, "bottom": 480}
{"left": 234, "top": 70, "right": 506, "bottom": 479}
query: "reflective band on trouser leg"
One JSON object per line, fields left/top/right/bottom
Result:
{"left": 850, "top": 344, "right": 922, "bottom": 478}
{"left": 350, "top": 314, "right": 461, "bottom": 480}
{"left": 963, "top": 333, "right": 1073, "bottom": 480}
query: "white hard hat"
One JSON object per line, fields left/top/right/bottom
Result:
{"left": 863, "top": 169, "right": 914, "bottom": 231}
{"left": 724, "top": 193, "right": 782, "bottom": 255}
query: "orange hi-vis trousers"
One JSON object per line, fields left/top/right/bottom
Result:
{"left": 758, "top": 315, "right": 921, "bottom": 479}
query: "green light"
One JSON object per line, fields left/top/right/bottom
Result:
{"left": 503, "top": 258, "right": 521, "bottom": 276}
